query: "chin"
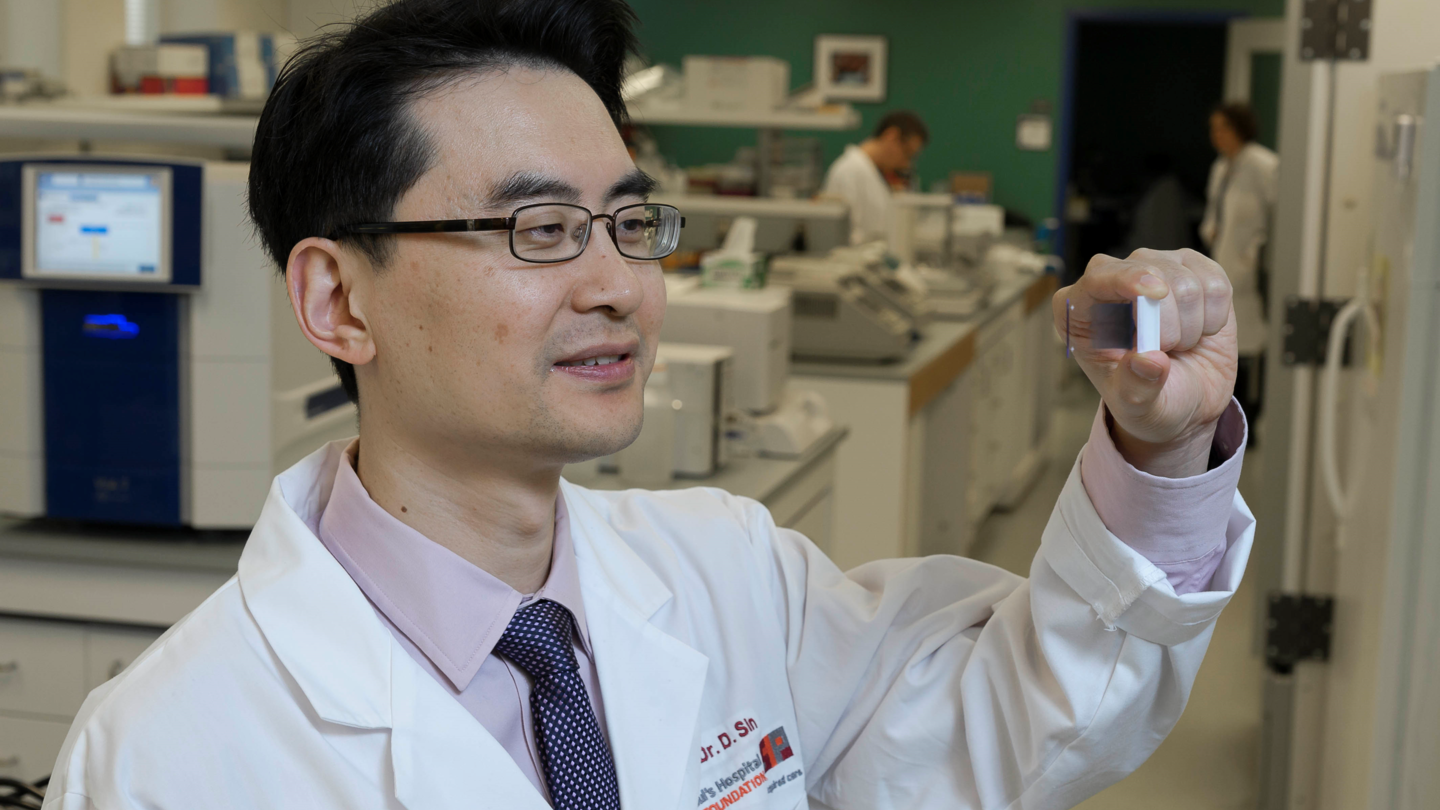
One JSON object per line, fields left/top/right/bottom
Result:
{"left": 555, "top": 419, "right": 642, "bottom": 463}
{"left": 536, "top": 398, "right": 644, "bottom": 463}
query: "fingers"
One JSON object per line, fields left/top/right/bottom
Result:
{"left": 1124, "top": 248, "right": 1226, "bottom": 352}
{"left": 1076, "top": 253, "right": 1169, "bottom": 305}
{"left": 1175, "top": 248, "right": 1234, "bottom": 337}
{"left": 1110, "top": 350, "right": 1171, "bottom": 420}
{"left": 1061, "top": 249, "right": 1235, "bottom": 357}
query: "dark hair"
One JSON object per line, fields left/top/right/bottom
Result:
{"left": 248, "top": 0, "right": 639, "bottom": 404}
{"left": 872, "top": 110, "right": 929, "bottom": 144}
{"left": 1213, "top": 101, "right": 1259, "bottom": 144}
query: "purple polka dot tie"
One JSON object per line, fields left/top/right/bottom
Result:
{"left": 495, "top": 599, "right": 621, "bottom": 810}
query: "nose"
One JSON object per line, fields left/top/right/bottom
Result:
{"left": 568, "top": 218, "right": 647, "bottom": 318}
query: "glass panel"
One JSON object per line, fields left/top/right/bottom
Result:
{"left": 512, "top": 204, "right": 591, "bottom": 261}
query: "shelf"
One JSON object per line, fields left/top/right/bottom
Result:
{"left": 651, "top": 193, "right": 848, "bottom": 218}
{"left": 0, "top": 103, "right": 258, "bottom": 149}
{"left": 0, "top": 98, "right": 855, "bottom": 151}
{"left": 627, "top": 102, "right": 861, "bottom": 131}
{"left": 50, "top": 95, "right": 267, "bottom": 115}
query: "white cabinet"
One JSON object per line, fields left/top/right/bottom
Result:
{"left": 0, "top": 618, "right": 87, "bottom": 718}
{"left": 966, "top": 300, "right": 1026, "bottom": 524}
{"left": 0, "top": 617, "right": 164, "bottom": 784}
{"left": 0, "top": 714, "right": 70, "bottom": 783}
{"left": 765, "top": 451, "right": 838, "bottom": 553}
{"left": 793, "top": 274, "right": 1058, "bottom": 568}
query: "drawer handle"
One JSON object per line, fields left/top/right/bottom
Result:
{"left": 0, "top": 661, "right": 17, "bottom": 675}
{"left": 0, "top": 754, "right": 18, "bottom": 768}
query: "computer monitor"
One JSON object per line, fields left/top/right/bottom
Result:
{"left": 21, "top": 164, "right": 172, "bottom": 283}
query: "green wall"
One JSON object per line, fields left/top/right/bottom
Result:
{"left": 627, "top": 0, "right": 1284, "bottom": 224}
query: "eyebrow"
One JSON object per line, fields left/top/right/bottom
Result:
{"left": 476, "top": 168, "right": 658, "bottom": 213}
{"left": 483, "top": 171, "right": 583, "bottom": 210}
{"left": 603, "top": 169, "right": 658, "bottom": 206}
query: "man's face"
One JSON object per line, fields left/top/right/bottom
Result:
{"left": 875, "top": 127, "right": 924, "bottom": 174}
{"left": 898, "top": 134, "right": 925, "bottom": 171}
{"left": 352, "top": 67, "right": 665, "bottom": 469}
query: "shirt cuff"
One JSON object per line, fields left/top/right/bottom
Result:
{"left": 1079, "top": 399, "right": 1247, "bottom": 595}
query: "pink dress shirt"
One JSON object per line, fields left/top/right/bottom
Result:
{"left": 316, "top": 441, "right": 606, "bottom": 803}
{"left": 1080, "top": 399, "right": 1248, "bottom": 594}
{"left": 314, "top": 400, "right": 1246, "bottom": 798}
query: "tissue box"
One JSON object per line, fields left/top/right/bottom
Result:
{"left": 701, "top": 251, "right": 763, "bottom": 289}
{"left": 683, "top": 56, "right": 789, "bottom": 113}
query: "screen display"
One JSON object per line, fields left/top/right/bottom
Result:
{"left": 31, "top": 170, "right": 167, "bottom": 279}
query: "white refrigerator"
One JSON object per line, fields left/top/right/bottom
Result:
{"left": 1260, "top": 65, "right": 1440, "bottom": 810}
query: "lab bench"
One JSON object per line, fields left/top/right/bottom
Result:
{"left": 0, "top": 428, "right": 845, "bottom": 782}
{"left": 792, "top": 273, "right": 1059, "bottom": 570}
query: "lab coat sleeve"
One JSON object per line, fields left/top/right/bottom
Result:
{"left": 1199, "top": 159, "right": 1224, "bottom": 248}
{"left": 819, "top": 160, "right": 869, "bottom": 246}
{"left": 746, "top": 453, "right": 1253, "bottom": 810}
{"left": 45, "top": 794, "right": 96, "bottom": 810}
{"left": 1261, "top": 154, "right": 1280, "bottom": 208}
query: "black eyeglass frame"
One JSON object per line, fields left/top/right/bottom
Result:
{"left": 333, "top": 202, "right": 686, "bottom": 264}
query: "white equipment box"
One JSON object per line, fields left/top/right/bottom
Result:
{"left": 654, "top": 343, "right": 734, "bottom": 478}
{"left": 660, "top": 282, "right": 791, "bottom": 414}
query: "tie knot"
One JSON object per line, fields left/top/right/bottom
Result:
{"left": 494, "top": 599, "right": 580, "bottom": 678}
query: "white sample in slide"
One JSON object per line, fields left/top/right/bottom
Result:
{"left": 1135, "top": 296, "right": 1161, "bottom": 353}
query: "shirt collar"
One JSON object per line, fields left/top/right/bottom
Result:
{"left": 316, "top": 440, "right": 591, "bottom": 692}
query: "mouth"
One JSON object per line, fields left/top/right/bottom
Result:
{"left": 551, "top": 342, "right": 639, "bottom": 384}
{"left": 555, "top": 354, "right": 627, "bottom": 368}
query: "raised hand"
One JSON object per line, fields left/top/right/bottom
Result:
{"left": 1053, "top": 248, "right": 1239, "bottom": 478}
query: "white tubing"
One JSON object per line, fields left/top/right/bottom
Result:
{"left": 1317, "top": 296, "right": 1380, "bottom": 528}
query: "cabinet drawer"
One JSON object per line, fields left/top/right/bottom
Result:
{"left": 0, "top": 618, "right": 86, "bottom": 718}
{"left": 0, "top": 713, "right": 71, "bottom": 782}
{"left": 85, "top": 626, "right": 163, "bottom": 692}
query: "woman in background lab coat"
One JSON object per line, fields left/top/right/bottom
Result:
{"left": 1202, "top": 102, "right": 1278, "bottom": 439}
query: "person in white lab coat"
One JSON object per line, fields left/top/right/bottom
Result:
{"left": 44, "top": 2, "right": 1253, "bottom": 809}
{"left": 1201, "top": 102, "right": 1278, "bottom": 439}
{"left": 819, "top": 110, "right": 928, "bottom": 245}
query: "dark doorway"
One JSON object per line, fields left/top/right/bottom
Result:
{"left": 1058, "top": 15, "right": 1231, "bottom": 281}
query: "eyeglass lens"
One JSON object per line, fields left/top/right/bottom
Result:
{"left": 510, "top": 204, "right": 681, "bottom": 262}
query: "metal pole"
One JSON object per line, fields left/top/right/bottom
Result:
{"left": 755, "top": 127, "right": 777, "bottom": 197}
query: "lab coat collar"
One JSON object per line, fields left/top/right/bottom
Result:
{"left": 237, "top": 440, "right": 394, "bottom": 729}
{"left": 560, "top": 479, "right": 711, "bottom": 810}
{"left": 240, "top": 442, "right": 708, "bottom": 810}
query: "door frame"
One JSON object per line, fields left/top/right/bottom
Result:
{"left": 1052, "top": 9, "right": 1246, "bottom": 257}
{"left": 1225, "top": 18, "right": 1287, "bottom": 102}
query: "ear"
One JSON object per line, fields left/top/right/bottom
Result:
{"left": 285, "top": 237, "right": 376, "bottom": 369}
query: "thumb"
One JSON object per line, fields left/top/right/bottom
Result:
{"left": 1108, "top": 350, "right": 1170, "bottom": 419}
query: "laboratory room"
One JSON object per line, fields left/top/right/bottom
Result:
{"left": 2, "top": 0, "right": 1440, "bottom": 808}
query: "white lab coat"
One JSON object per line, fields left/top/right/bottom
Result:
{"left": 1201, "top": 142, "right": 1279, "bottom": 355}
{"left": 820, "top": 144, "right": 893, "bottom": 246}
{"left": 44, "top": 439, "right": 1253, "bottom": 810}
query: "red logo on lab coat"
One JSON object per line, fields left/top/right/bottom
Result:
{"left": 758, "top": 727, "right": 793, "bottom": 771}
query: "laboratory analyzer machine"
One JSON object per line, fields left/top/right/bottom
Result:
{"left": 0, "top": 157, "right": 356, "bottom": 528}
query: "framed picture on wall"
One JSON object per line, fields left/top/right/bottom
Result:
{"left": 814, "top": 35, "right": 887, "bottom": 102}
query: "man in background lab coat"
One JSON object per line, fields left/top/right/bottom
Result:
{"left": 820, "top": 110, "right": 929, "bottom": 245}
{"left": 44, "top": 1, "right": 1253, "bottom": 809}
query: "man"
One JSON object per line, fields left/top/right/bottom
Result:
{"left": 1202, "top": 101, "right": 1278, "bottom": 441}
{"left": 44, "top": 1, "right": 1252, "bottom": 808}
{"left": 820, "top": 110, "right": 928, "bottom": 245}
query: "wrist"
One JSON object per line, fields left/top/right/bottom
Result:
{"left": 1108, "top": 414, "right": 1218, "bottom": 478}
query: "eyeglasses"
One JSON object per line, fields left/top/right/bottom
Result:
{"left": 335, "top": 203, "right": 686, "bottom": 264}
